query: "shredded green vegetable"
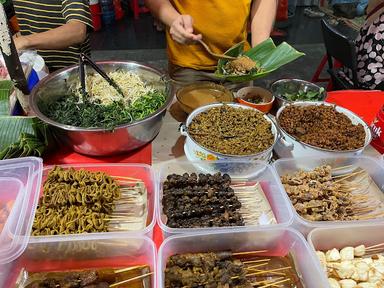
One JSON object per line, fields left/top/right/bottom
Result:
{"left": 283, "top": 87, "right": 325, "bottom": 101}
{"left": 45, "top": 90, "right": 166, "bottom": 130}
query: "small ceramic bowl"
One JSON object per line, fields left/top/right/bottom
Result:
{"left": 236, "top": 86, "right": 275, "bottom": 113}
{"left": 176, "top": 82, "right": 234, "bottom": 114}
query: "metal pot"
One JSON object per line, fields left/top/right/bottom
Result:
{"left": 30, "top": 61, "right": 173, "bottom": 156}
{"left": 274, "top": 101, "right": 372, "bottom": 159}
{"left": 180, "top": 103, "right": 278, "bottom": 162}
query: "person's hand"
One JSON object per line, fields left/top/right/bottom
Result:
{"left": 13, "top": 35, "right": 30, "bottom": 51}
{"left": 170, "top": 15, "right": 202, "bottom": 44}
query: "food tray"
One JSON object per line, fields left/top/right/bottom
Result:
{"left": 308, "top": 224, "right": 384, "bottom": 288}
{"left": 31, "top": 163, "right": 156, "bottom": 241}
{"left": 0, "top": 234, "right": 156, "bottom": 288}
{"left": 0, "top": 157, "right": 43, "bottom": 265}
{"left": 158, "top": 228, "right": 328, "bottom": 288}
{"left": 273, "top": 156, "right": 384, "bottom": 236}
{"left": 156, "top": 161, "right": 293, "bottom": 238}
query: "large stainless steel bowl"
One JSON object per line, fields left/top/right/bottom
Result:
{"left": 30, "top": 61, "right": 173, "bottom": 156}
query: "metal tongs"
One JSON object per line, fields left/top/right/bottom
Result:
{"left": 78, "top": 53, "right": 125, "bottom": 99}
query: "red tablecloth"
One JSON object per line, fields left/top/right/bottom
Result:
{"left": 43, "top": 143, "right": 152, "bottom": 165}
{"left": 326, "top": 90, "right": 384, "bottom": 124}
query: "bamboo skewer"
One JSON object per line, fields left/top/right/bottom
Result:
{"left": 109, "top": 272, "right": 153, "bottom": 287}
{"left": 367, "top": 243, "right": 384, "bottom": 250}
{"left": 244, "top": 266, "right": 292, "bottom": 278}
{"left": 233, "top": 250, "right": 268, "bottom": 256}
{"left": 114, "top": 265, "right": 147, "bottom": 274}
{"left": 259, "top": 278, "right": 291, "bottom": 288}
{"left": 245, "top": 263, "right": 269, "bottom": 270}
{"left": 251, "top": 277, "right": 285, "bottom": 286}
{"left": 333, "top": 170, "right": 367, "bottom": 183}
{"left": 243, "top": 259, "right": 271, "bottom": 264}
{"left": 332, "top": 165, "right": 355, "bottom": 171}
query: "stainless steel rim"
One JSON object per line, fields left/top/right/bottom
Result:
{"left": 184, "top": 103, "right": 278, "bottom": 158}
{"left": 30, "top": 61, "right": 173, "bottom": 132}
{"left": 275, "top": 101, "right": 373, "bottom": 153}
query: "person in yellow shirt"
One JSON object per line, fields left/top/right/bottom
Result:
{"left": 144, "top": 0, "right": 277, "bottom": 84}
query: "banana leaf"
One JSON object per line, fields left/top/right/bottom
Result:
{"left": 0, "top": 116, "right": 35, "bottom": 151}
{"left": 0, "top": 80, "right": 13, "bottom": 116}
{"left": 215, "top": 38, "right": 305, "bottom": 82}
{"left": 0, "top": 116, "right": 49, "bottom": 159}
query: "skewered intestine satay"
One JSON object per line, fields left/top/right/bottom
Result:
{"left": 165, "top": 251, "right": 303, "bottom": 288}
{"left": 32, "top": 166, "right": 148, "bottom": 235}
{"left": 316, "top": 244, "right": 384, "bottom": 288}
{"left": 280, "top": 165, "right": 384, "bottom": 222}
{"left": 16, "top": 265, "right": 152, "bottom": 288}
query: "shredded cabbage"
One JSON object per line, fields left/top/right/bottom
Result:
{"left": 74, "top": 71, "right": 154, "bottom": 105}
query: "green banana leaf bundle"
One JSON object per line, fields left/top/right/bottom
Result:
{"left": 0, "top": 116, "right": 49, "bottom": 160}
{"left": 0, "top": 80, "right": 51, "bottom": 160}
{"left": 0, "top": 80, "right": 14, "bottom": 115}
{"left": 215, "top": 38, "right": 305, "bottom": 82}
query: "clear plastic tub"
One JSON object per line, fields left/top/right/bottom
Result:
{"left": 158, "top": 228, "right": 328, "bottom": 288}
{"left": 0, "top": 234, "right": 156, "bottom": 288}
{"left": 0, "top": 157, "right": 43, "bottom": 265}
{"left": 156, "top": 161, "right": 294, "bottom": 238}
{"left": 273, "top": 156, "right": 384, "bottom": 236}
{"left": 308, "top": 224, "right": 384, "bottom": 288}
{"left": 31, "top": 163, "right": 156, "bottom": 241}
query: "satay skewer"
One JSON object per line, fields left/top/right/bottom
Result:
{"left": 259, "top": 278, "right": 291, "bottom": 288}
{"left": 242, "top": 266, "right": 292, "bottom": 278}
{"left": 243, "top": 259, "right": 271, "bottom": 264}
{"left": 109, "top": 272, "right": 153, "bottom": 287}
{"left": 333, "top": 170, "right": 368, "bottom": 183}
{"left": 233, "top": 250, "right": 268, "bottom": 256}
{"left": 114, "top": 265, "right": 148, "bottom": 274}
{"left": 245, "top": 262, "right": 269, "bottom": 270}
{"left": 367, "top": 243, "right": 384, "bottom": 250}
{"left": 251, "top": 277, "right": 285, "bottom": 286}
{"left": 331, "top": 165, "right": 355, "bottom": 171}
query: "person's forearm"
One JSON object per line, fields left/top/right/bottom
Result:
{"left": 145, "top": 0, "right": 180, "bottom": 27}
{"left": 15, "top": 21, "right": 86, "bottom": 50}
{"left": 250, "top": 0, "right": 278, "bottom": 46}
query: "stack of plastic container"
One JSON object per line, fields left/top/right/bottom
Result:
{"left": 0, "top": 160, "right": 158, "bottom": 287}
{"left": 0, "top": 157, "right": 42, "bottom": 286}
{"left": 1, "top": 154, "right": 384, "bottom": 288}
{"left": 100, "top": 0, "right": 115, "bottom": 25}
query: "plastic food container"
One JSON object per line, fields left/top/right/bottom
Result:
{"left": 156, "top": 161, "right": 293, "bottom": 238}
{"left": 0, "top": 234, "right": 156, "bottom": 288}
{"left": 273, "top": 156, "right": 384, "bottom": 236}
{"left": 308, "top": 224, "right": 384, "bottom": 288}
{"left": 31, "top": 163, "right": 156, "bottom": 241}
{"left": 274, "top": 101, "right": 372, "bottom": 159}
{"left": 180, "top": 103, "right": 278, "bottom": 165}
{"left": 0, "top": 157, "right": 43, "bottom": 265}
{"left": 158, "top": 228, "right": 328, "bottom": 288}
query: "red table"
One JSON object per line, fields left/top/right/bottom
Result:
{"left": 42, "top": 90, "right": 384, "bottom": 248}
{"left": 44, "top": 143, "right": 152, "bottom": 165}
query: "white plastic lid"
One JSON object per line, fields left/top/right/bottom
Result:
{"left": 0, "top": 157, "right": 42, "bottom": 264}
